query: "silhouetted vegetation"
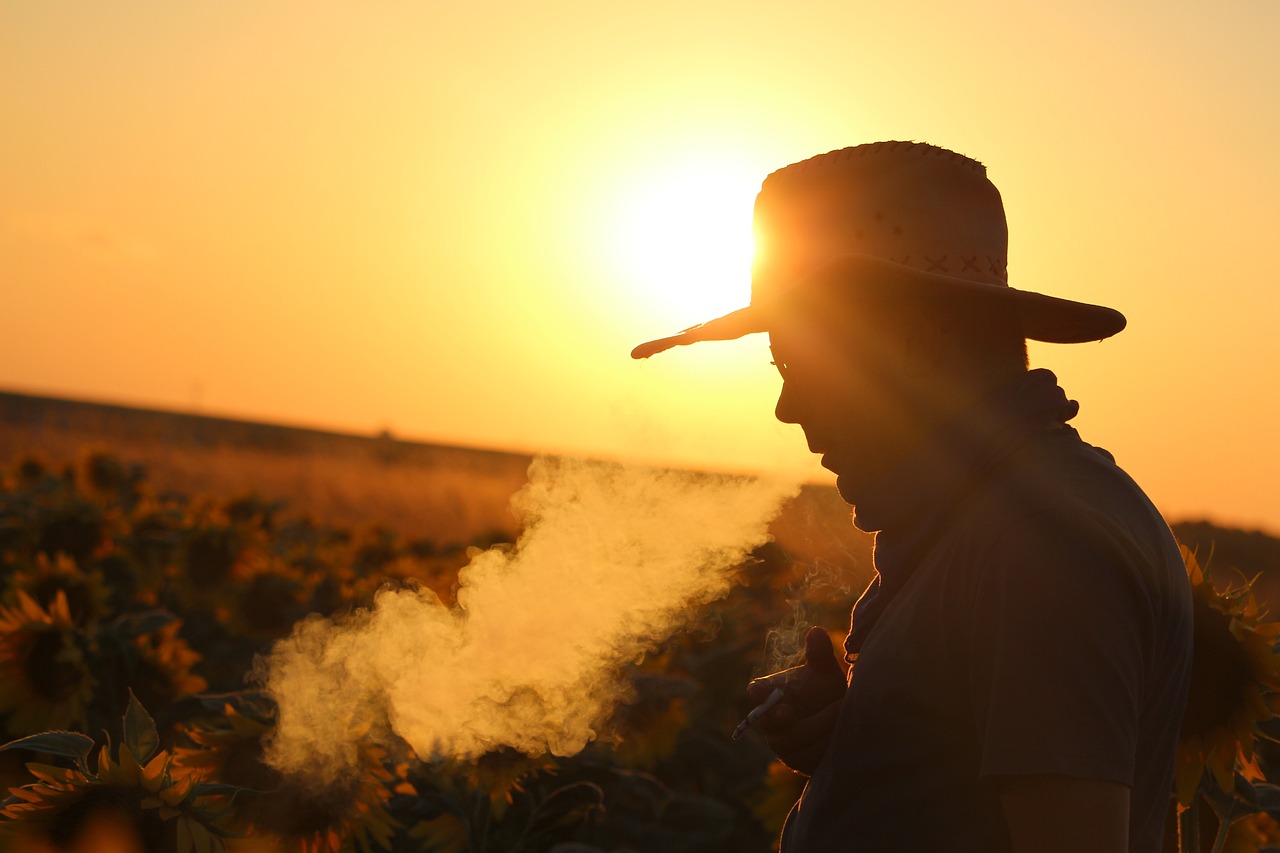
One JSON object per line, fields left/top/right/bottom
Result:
{"left": 0, "top": 450, "right": 833, "bottom": 851}
{"left": 2, "top": 397, "right": 1280, "bottom": 851}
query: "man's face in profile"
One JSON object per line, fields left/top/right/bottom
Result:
{"left": 768, "top": 306, "right": 928, "bottom": 506}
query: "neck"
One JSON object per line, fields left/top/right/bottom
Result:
{"left": 840, "top": 366, "right": 1032, "bottom": 507}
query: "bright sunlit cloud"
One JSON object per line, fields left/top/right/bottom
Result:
{"left": 609, "top": 159, "right": 759, "bottom": 327}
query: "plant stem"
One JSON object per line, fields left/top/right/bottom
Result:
{"left": 1209, "top": 799, "right": 1235, "bottom": 853}
{"left": 1179, "top": 798, "right": 1199, "bottom": 853}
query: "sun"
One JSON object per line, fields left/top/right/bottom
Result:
{"left": 610, "top": 159, "right": 759, "bottom": 328}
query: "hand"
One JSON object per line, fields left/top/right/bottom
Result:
{"left": 745, "top": 627, "right": 846, "bottom": 775}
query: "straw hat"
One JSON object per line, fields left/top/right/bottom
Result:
{"left": 631, "top": 141, "right": 1125, "bottom": 359}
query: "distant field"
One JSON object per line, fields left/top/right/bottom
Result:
{"left": 7, "top": 388, "right": 1277, "bottom": 607}
{"left": 0, "top": 389, "right": 875, "bottom": 586}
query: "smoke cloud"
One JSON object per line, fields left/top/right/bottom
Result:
{"left": 763, "top": 558, "right": 856, "bottom": 673}
{"left": 257, "top": 457, "right": 798, "bottom": 782}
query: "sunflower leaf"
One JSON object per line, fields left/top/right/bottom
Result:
{"left": 524, "top": 781, "right": 606, "bottom": 840}
{"left": 0, "top": 731, "right": 95, "bottom": 769}
{"left": 124, "top": 690, "right": 160, "bottom": 763}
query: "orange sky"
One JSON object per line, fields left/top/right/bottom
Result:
{"left": 3, "top": 1, "right": 1279, "bottom": 531}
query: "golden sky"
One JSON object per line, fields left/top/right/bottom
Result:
{"left": 3, "top": 0, "right": 1279, "bottom": 531}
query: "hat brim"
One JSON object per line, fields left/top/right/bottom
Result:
{"left": 630, "top": 253, "right": 1126, "bottom": 359}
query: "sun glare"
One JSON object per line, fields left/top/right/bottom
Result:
{"left": 611, "top": 161, "right": 759, "bottom": 327}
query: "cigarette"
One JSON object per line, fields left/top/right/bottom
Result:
{"left": 732, "top": 688, "right": 786, "bottom": 740}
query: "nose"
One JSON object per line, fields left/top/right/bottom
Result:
{"left": 774, "top": 379, "right": 802, "bottom": 426}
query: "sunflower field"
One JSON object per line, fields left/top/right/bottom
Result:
{"left": 2, "top": 448, "right": 1280, "bottom": 853}
{"left": 0, "top": 450, "right": 848, "bottom": 852}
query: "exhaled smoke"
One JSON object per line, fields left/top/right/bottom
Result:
{"left": 763, "top": 558, "right": 856, "bottom": 673}
{"left": 256, "top": 457, "right": 798, "bottom": 782}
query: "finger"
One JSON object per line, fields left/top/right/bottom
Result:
{"left": 804, "top": 627, "right": 844, "bottom": 677}
{"left": 753, "top": 702, "right": 797, "bottom": 736}
{"left": 761, "top": 700, "right": 842, "bottom": 775}
{"left": 746, "top": 667, "right": 798, "bottom": 701}
{"left": 804, "top": 626, "right": 835, "bottom": 664}
{"left": 762, "top": 699, "right": 839, "bottom": 748}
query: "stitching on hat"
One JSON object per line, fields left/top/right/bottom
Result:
{"left": 961, "top": 256, "right": 980, "bottom": 273}
{"left": 924, "top": 255, "right": 948, "bottom": 272}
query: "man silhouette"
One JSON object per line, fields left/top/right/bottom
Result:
{"left": 632, "top": 142, "right": 1193, "bottom": 852}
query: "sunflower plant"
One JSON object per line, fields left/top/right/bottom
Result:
{"left": 0, "top": 691, "right": 235, "bottom": 852}
{"left": 0, "top": 448, "right": 837, "bottom": 850}
{"left": 0, "top": 588, "right": 96, "bottom": 736}
{"left": 1176, "top": 545, "right": 1280, "bottom": 853}
{"left": 176, "top": 693, "right": 409, "bottom": 853}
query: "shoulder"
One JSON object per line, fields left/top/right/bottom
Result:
{"left": 940, "top": 427, "right": 1191, "bottom": 641}
{"left": 966, "top": 426, "right": 1181, "bottom": 573}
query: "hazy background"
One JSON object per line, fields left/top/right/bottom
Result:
{"left": 3, "top": 0, "right": 1278, "bottom": 531}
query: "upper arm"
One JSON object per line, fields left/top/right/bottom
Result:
{"left": 999, "top": 774, "right": 1130, "bottom": 853}
{"left": 969, "top": 514, "right": 1144, "bottom": 849}
{"left": 968, "top": 513, "right": 1149, "bottom": 784}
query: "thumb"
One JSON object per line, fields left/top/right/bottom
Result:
{"left": 804, "top": 626, "right": 842, "bottom": 675}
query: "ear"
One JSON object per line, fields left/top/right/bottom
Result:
{"left": 895, "top": 302, "right": 951, "bottom": 377}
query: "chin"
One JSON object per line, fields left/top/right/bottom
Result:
{"left": 834, "top": 473, "right": 861, "bottom": 506}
